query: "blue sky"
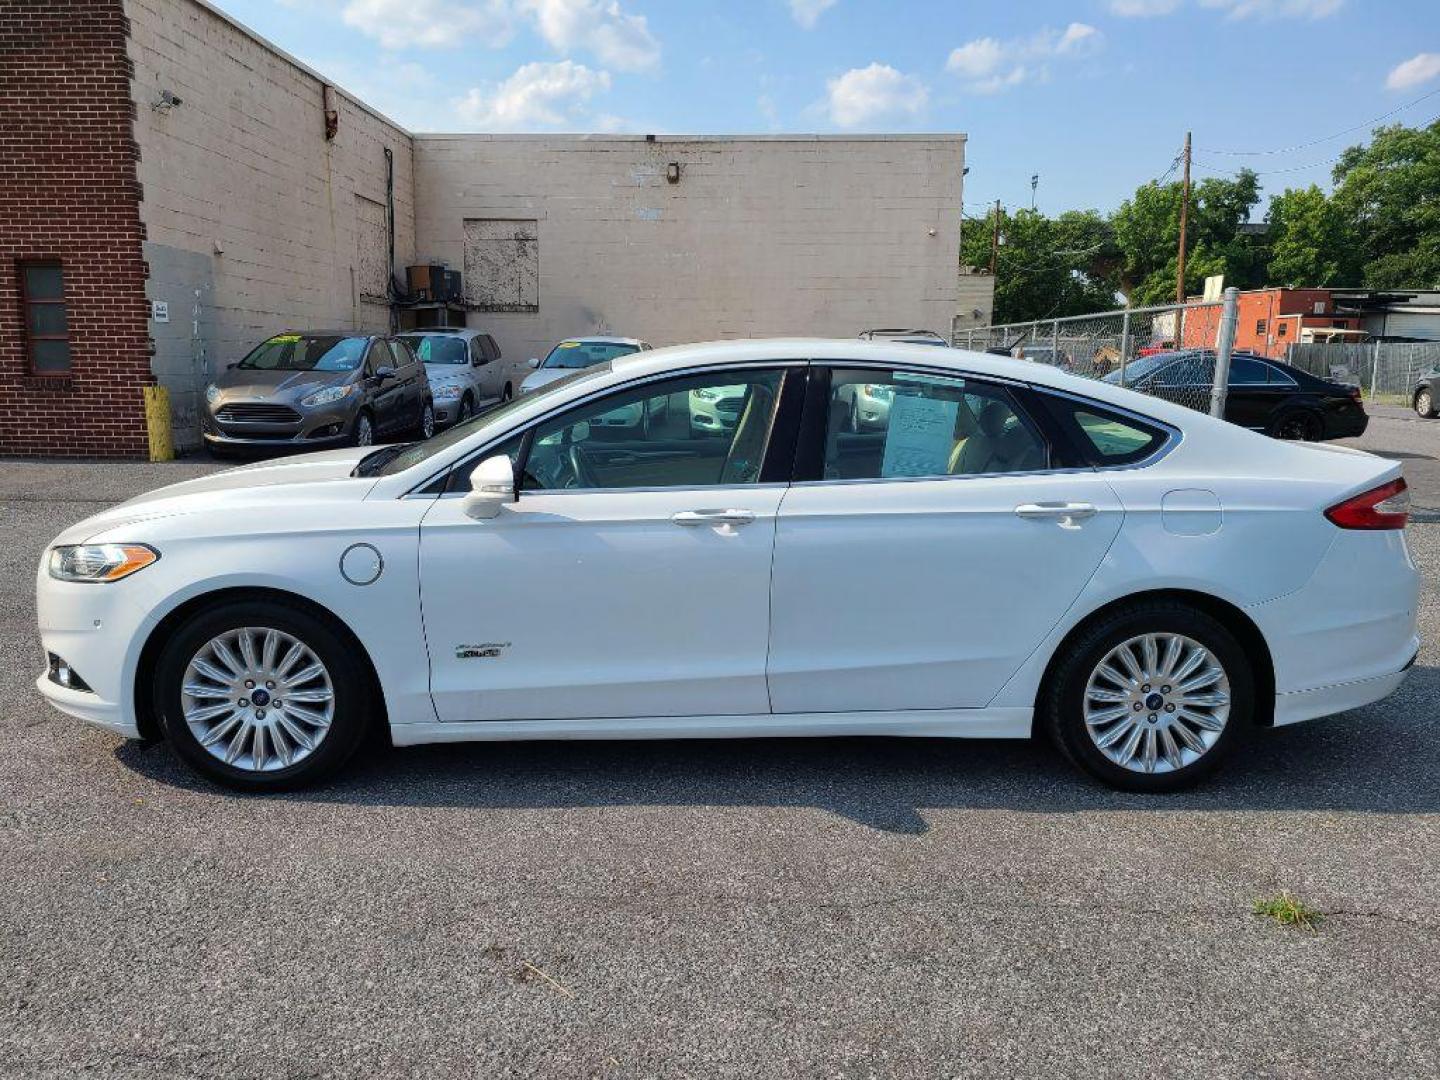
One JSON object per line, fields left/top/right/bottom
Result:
{"left": 220, "top": 0, "right": 1439, "bottom": 215}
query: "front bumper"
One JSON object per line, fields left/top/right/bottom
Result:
{"left": 202, "top": 401, "right": 357, "bottom": 448}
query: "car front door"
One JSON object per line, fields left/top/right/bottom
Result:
{"left": 365, "top": 340, "right": 405, "bottom": 434}
{"left": 418, "top": 364, "right": 801, "bottom": 723}
{"left": 389, "top": 339, "right": 424, "bottom": 428}
{"left": 767, "top": 364, "right": 1125, "bottom": 713}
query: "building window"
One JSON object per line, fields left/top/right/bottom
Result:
{"left": 1255, "top": 319, "right": 1267, "bottom": 335}
{"left": 1277, "top": 322, "right": 1289, "bottom": 337}
{"left": 463, "top": 218, "right": 539, "bottom": 312}
{"left": 20, "top": 262, "right": 70, "bottom": 373}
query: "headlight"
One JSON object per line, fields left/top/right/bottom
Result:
{"left": 432, "top": 384, "right": 463, "bottom": 400}
{"left": 300, "top": 384, "right": 355, "bottom": 408}
{"left": 862, "top": 384, "right": 893, "bottom": 399}
{"left": 693, "top": 388, "right": 718, "bottom": 401}
{"left": 48, "top": 543, "right": 158, "bottom": 583}
{"left": 205, "top": 384, "right": 220, "bottom": 404}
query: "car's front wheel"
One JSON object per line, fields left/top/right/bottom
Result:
{"left": 1415, "top": 388, "right": 1437, "bottom": 419}
{"left": 418, "top": 400, "right": 435, "bottom": 439}
{"left": 1042, "top": 600, "right": 1253, "bottom": 792}
{"left": 151, "top": 600, "right": 374, "bottom": 790}
{"left": 352, "top": 410, "right": 374, "bottom": 447}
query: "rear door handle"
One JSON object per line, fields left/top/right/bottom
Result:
{"left": 672, "top": 509, "right": 757, "bottom": 527}
{"left": 1015, "top": 502, "right": 1098, "bottom": 527}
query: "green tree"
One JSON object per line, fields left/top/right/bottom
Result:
{"left": 1266, "top": 184, "right": 1354, "bottom": 287}
{"left": 1331, "top": 119, "right": 1440, "bottom": 289}
{"left": 1110, "top": 169, "right": 1263, "bottom": 305}
{"left": 961, "top": 207, "right": 1116, "bottom": 323}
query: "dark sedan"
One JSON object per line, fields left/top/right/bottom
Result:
{"left": 1104, "top": 349, "right": 1367, "bottom": 441}
{"left": 203, "top": 331, "right": 433, "bottom": 456}
{"left": 1412, "top": 367, "right": 1440, "bottom": 419}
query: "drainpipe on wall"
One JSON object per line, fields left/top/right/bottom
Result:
{"left": 384, "top": 147, "right": 397, "bottom": 333}
{"left": 322, "top": 84, "right": 338, "bottom": 141}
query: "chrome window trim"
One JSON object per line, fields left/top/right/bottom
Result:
{"left": 404, "top": 359, "right": 807, "bottom": 497}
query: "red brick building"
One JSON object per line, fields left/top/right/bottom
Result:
{"left": 0, "top": 0, "right": 154, "bottom": 456}
{"left": 1180, "top": 288, "right": 1367, "bottom": 360}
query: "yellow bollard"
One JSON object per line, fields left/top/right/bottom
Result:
{"left": 143, "top": 385, "right": 174, "bottom": 462}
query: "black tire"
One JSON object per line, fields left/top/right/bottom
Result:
{"left": 1414, "top": 388, "right": 1437, "bottom": 419}
{"left": 1268, "top": 409, "right": 1322, "bottom": 441}
{"left": 352, "top": 410, "right": 375, "bottom": 447}
{"left": 501, "top": 383, "right": 513, "bottom": 403}
{"left": 417, "top": 400, "right": 435, "bottom": 439}
{"left": 151, "top": 599, "right": 375, "bottom": 791}
{"left": 457, "top": 394, "right": 475, "bottom": 422}
{"left": 1041, "top": 600, "right": 1254, "bottom": 793}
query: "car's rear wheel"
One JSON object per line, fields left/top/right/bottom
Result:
{"left": 152, "top": 600, "right": 374, "bottom": 790}
{"left": 1042, "top": 601, "right": 1253, "bottom": 792}
{"left": 501, "top": 383, "right": 513, "bottom": 403}
{"left": 1268, "top": 409, "right": 1322, "bottom": 441}
{"left": 1414, "top": 388, "right": 1437, "bottom": 419}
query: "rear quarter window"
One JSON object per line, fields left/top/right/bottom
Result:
{"left": 1036, "top": 393, "right": 1170, "bottom": 467}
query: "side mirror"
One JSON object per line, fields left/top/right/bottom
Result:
{"left": 528, "top": 358, "right": 540, "bottom": 369}
{"left": 462, "top": 454, "right": 517, "bottom": 520}
{"left": 373, "top": 365, "right": 396, "bottom": 382}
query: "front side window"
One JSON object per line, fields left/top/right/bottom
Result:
{"left": 820, "top": 368, "right": 1047, "bottom": 481}
{"left": 500, "top": 369, "right": 786, "bottom": 492}
{"left": 21, "top": 262, "right": 70, "bottom": 373}
{"left": 238, "top": 334, "right": 367, "bottom": 372}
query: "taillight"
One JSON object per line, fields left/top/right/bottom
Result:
{"left": 1325, "top": 477, "right": 1409, "bottom": 530}
{"left": 1348, "top": 386, "right": 1363, "bottom": 404}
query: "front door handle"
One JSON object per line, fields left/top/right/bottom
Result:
{"left": 1015, "top": 502, "right": 1098, "bottom": 527}
{"left": 672, "top": 509, "right": 757, "bottom": 527}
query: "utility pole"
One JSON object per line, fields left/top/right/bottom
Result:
{"left": 1176, "top": 131, "right": 1192, "bottom": 304}
{"left": 1030, "top": 174, "right": 1039, "bottom": 210}
{"left": 989, "top": 199, "right": 1001, "bottom": 275}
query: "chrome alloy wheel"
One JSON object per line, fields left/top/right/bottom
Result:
{"left": 1082, "top": 633, "right": 1230, "bottom": 774}
{"left": 180, "top": 627, "right": 335, "bottom": 772}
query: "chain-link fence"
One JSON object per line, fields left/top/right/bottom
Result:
{"left": 954, "top": 301, "right": 1227, "bottom": 415}
{"left": 1284, "top": 342, "right": 1440, "bottom": 406}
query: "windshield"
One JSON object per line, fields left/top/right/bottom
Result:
{"left": 361, "top": 363, "right": 613, "bottom": 478}
{"left": 238, "top": 334, "right": 367, "bottom": 372}
{"left": 1103, "top": 351, "right": 1182, "bottom": 385}
{"left": 542, "top": 341, "right": 639, "bottom": 369}
{"left": 401, "top": 336, "right": 468, "bottom": 365}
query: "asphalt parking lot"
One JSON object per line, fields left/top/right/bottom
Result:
{"left": 3, "top": 406, "right": 1438, "bottom": 1078}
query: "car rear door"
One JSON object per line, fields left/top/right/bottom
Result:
{"left": 767, "top": 363, "right": 1125, "bottom": 713}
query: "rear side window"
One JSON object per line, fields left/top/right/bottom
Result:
{"left": 482, "top": 335, "right": 501, "bottom": 361}
{"left": 1038, "top": 394, "right": 1169, "bottom": 467}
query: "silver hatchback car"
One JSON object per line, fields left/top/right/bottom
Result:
{"left": 396, "top": 329, "right": 516, "bottom": 428}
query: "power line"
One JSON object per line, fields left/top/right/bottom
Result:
{"left": 1196, "top": 86, "right": 1440, "bottom": 157}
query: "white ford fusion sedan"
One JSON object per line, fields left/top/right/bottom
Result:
{"left": 37, "top": 339, "right": 1419, "bottom": 793}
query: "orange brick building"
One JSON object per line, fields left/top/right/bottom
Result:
{"left": 1181, "top": 288, "right": 1367, "bottom": 359}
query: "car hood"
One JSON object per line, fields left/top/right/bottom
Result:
{"left": 213, "top": 367, "right": 354, "bottom": 400}
{"left": 53, "top": 448, "right": 376, "bottom": 544}
{"left": 423, "top": 363, "right": 469, "bottom": 385}
{"left": 520, "top": 368, "right": 575, "bottom": 392}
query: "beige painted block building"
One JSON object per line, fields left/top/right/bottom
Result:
{"left": 414, "top": 134, "right": 974, "bottom": 367}
{"left": 0, "top": 0, "right": 989, "bottom": 455}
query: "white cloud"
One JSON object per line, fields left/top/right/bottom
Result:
{"left": 1386, "top": 52, "right": 1440, "bottom": 91}
{"left": 341, "top": 0, "right": 514, "bottom": 50}
{"left": 340, "top": 0, "right": 659, "bottom": 70}
{"left": 946, "top": 23, "right": 1102, "bottom": 94}
{"left": 454, "top": 59, "right": 612, "bottom": 129}
{"left": 1105, "top": 0, "right": 1182, "bottom": 14}
{"left": 1199, "top": 0, "right": 1343, "bottom": 18}
{"left": 789, "top": 0, "right": 837, "bottom": 29}
{"left": 1108, "top": 0, "right": 1341, "bottom": 14}
{"left": 825, "top": 63, "right": 927, "bottom": 127}
{"left": 519, "top": 0, "right": 660, "bottom": 71}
